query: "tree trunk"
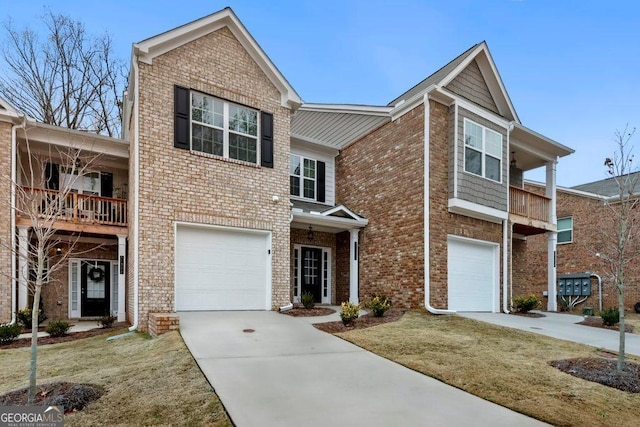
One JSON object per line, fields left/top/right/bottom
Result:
{"left": 28, "top": 283, "right": 42, "bottom": 403}
{"left": 618, "top": 287, "right": 626, "bottom": 371}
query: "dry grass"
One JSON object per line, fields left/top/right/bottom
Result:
{"left": 625, "top": 312, "right": 640, "bottom": 333}
{"left": 0, "top": 329, "right": 231, "bottom": 426}
{"left": 337, "top": 311, "right": 640, "bottom": 427}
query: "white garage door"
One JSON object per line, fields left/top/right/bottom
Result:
{"left": 175, "top": 225, "right": 270, "bottom": 311}
{"left": 447, "top": 237, "right": 497, "bottom": 312}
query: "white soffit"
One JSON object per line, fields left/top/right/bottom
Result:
{"left": 133, "top": 7, "right": 301, "bottom": 109}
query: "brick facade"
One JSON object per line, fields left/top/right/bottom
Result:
{"left": 0, "top": 122, "right": 11, "bottom": 322}
{"left": 134, "top": 27, "right": 291, "bottom": 330}
{"left": 148, "top": 312, "right": 180, "bottom": 337}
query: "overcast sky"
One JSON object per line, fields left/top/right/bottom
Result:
{"left": 2, "top": 0, "right": 639, "bottom": 187}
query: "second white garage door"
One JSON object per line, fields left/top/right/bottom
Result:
{"left": 175, "top": 225, "right": 270, "bottom": 311}
{"left": 447, "top": 237, "right": 498, "bottom": 312}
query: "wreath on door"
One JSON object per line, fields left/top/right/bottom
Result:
{"left": 88, "top": 266, "right": 105, "bottom": 282}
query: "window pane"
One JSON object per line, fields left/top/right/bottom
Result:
{"left": 229, "top": 133, "right": 258, "bottom": 163}
{"left": 558, "top": 230, "right": 572, "bottom": 243}
{"left": 486, "top": 156, "right": 501, "bottom": 181}
{"left": 303, "top": 178, "right": 315, "bottom": 199}
{"left": 465, "top": 121, "right": 482, "bottom": 149}
{"left": 290, "top": 176, "right": 300, "bottom": 196}
{"left": 229, "top": 105, "right": 258, "bottom": 136}
{"left": 192, "top": 124, "right": 222, "bottom": 155}
{"left": 485, "top": 130, "right": 502, "bottom": 158}
{"left": 304, "top": 159, "right": 315, "bottom": 179}
{"left": 465, "top": 147, "right": 482, "bottom": 175}
{"left": 558, "top": 217, "right": 573, "bottom": 231}
{"left": 290, "top": 155, "right": 301, "bottom": 176}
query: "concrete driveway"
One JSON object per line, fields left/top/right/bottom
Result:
{"left": 179, "top": 311, "right": 546, "bottom": 426}
{"left": 458, "top": 311, "right": 640, "bottom": 356}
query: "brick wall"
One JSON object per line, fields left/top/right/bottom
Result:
{"left": 290, "top": 228, "right": 336, "bottom": 303}
{"left": 335, "top": 231, "right": 350, "bottom": 304}
{"left": 0, "top": 121, "right": 11, "bottom": 322}
{"left": 515, "top": 185, "right": 640, "bottom": 311}
{"left": 134, "top": 27, "right": 291, "bottom": 330}
{"left": 148, "top": 312, "right": 179, "bottom": 337}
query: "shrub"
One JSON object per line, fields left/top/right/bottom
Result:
{"left": 16, "top": 307, "right": 47, "bottom": 328}
{"left": 600, "top": 307, "right": 620, "bottom": 326}
{"left": 98, "top": 314, "right": 116, "bottom": 328}
{"left": 513, "top": 295, "right": 541, "bottom": 313}
{"left": 340, "top": 301, "right": 360, "bottom": 326}
{"left": 0, "top": 323, "right": 23, "bottom": 344}
{"left": 301, "top": 292, "right": 315, "bottom": 309}
{"left": 365, "top": 294, "right": 391, "bottom": 317}
{"left": 45, "top": 320, "right": 70, "bottom": 337}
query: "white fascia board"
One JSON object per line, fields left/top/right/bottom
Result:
{"left": 26, "top": 121, "right": 129, "bottom": 158}
{"left": 390, "top": 84, "right": 442, "bottom": 121}
{"left": 509, "top": 139, "right": 557, "bottom": 164}
{"left": 321, "top": 205, "right": 363, "bottom": 221}
{"left": 134, "top": 8, "right": 301, "bottom": 110}
{"left": 448, "top": 198, "right": 508, "bottom": 224}
{"left": 290, "top": 133, "right": 342, "bottom": 150}
{"left": 290, "top": 137, "right": 340, "bottom": 157}
{"left": 512, "top": 123, "right": 574, "bottom": 157}
{"left": 299, "top": 103, "right": 392, "bottom": 117}
{"left": 293, "top": 211, "right": 368, "bottom": 229}
{"left": 525, "top": 179, "right": 607, "bottom": 201}
{"left": 446, "top": 90, "right": 510, "bottom": 128}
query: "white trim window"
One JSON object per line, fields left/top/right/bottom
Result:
{"left": 464, "top": 118, "right": 502, "bottom": 183}
{"left": 191, "top": 92, "right": 259, "bottom": 163}
{"left": 557, "top": 217, "right": 573, "bottom": 244}
{"left": 290, "top": 154, "right": 316, "bottom": 200}
{"left": 60, "top": 168, "right": 101, "bottom": 196}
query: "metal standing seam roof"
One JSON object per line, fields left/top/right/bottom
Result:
{"left": 571, "top": 171, "right": 640, "bottom": 197}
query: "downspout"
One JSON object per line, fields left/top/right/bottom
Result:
{"left": 502, "top": 219, "right": 509, "bottom": 314}
{"left": 129, "top": 57, "right": 140, "bottom": 332}
{"left": 590, "top": 272, "right": 603, "bottom": 313}
{"left": 423, "top": 92, "right": 454, "bottom": 314}
{"left": 9, "top": 115, "right": 26, "bottom": 324}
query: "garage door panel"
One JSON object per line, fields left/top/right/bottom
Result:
{"left": 448, "top": 238, "right": 496, "bottom": 312}
{"left": 176, "top": 226, "right": 269, "bottom": 311}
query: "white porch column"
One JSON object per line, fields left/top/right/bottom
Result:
{"left": 546, "top": 161, "right": 558, "bottom": 311}
{"left": 17, "top": 225, "right": 29, "bottom": 309}
{"left": 349, "top": 229, "right": 360, "bottom": 304}
{"left": 117, "top": 234, "right": 127, "bottom": 322}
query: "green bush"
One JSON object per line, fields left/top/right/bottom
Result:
{"left": 45, "top": 320, "right": 70, "bottom": 337}
{"left": 16, "top": 307, "right": 47, "bottom": 328}
{"left": 513, "top": 295, "right": 541, "bottom": 313}
{"left": 98, "top": 314, "right": 116, "bottom": 328}
{"left": 0, "top": 323, "right": 23, "bottom": 344}
{"left": 600, "top": 307, "right": 620, "bottom": 326}
{"left": 301, "top": 292, "right": 315, "bottom": 309}
{"left": 365, "top": 294, "right": 391, "bottom": 317}
{"left": 340, "top": 301, "right": 360, "bottom": 326}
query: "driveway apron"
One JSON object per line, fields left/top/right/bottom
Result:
{"left": 179, "top": 311, "right": 546, "bottom": 426}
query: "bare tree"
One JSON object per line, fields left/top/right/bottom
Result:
{"left": 0, "top": 11, "right": 125, "bottom": 136}
{"left": 595, "top": 126, "right": 639, "bottom": 371}
{"left": 0, "top": 118, "right": 103, "bottom": 402}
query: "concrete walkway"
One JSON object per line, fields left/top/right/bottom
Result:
{"left": 458, "top": 311, "right": 640, "bottom": 356}
{"left": 17, "top": 320, "right": 101, "bottom": 339}
{"left": 179, "top": 311, "right": 546, "bottom": 427}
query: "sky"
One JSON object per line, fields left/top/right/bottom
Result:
{"left": 1, "top": 0, "right": 639, "bottom": 187}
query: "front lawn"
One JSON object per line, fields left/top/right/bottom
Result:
{"left": 337, "top": 311, "right": 640, "bottom": 426}
{"left": 0, "top": 330, "right": 231, "bottom": 426}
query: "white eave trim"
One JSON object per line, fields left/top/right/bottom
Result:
{"left": 133, "top": 8, "right": 301, "bottom": 110}
{"left": 299, "top": 103, "right": 392, "bottom": 117}
{"left": 524, "top": 179, "right": 607, "bottom": 201}
{"left": 321, "top": 205, "right": 364, "bottom": 221}
{"left": 448, "top": 198, "right": 508, "bottom": 224}
{"left": 511, "top": 123, "right": 574, "bottom": 158}
{"left": 292, "top": 211, "right": 368, "bottom": 229}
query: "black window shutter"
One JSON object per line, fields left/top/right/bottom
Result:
{"left": 261, "top": 112, "right": 274, "bottom": 168}
{"left": 101, "top": 172, "right": 113, "bottom": 198}
{"left": 317, "top": 161, "right": 326, "bottom": 203}
{"left": 45, "top": 163, "right": 59, "bottom": 190}
{"left": 174, "top": 85, "right": 190, "bottom": 150}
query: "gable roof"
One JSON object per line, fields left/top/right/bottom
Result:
{"left": 0, "top": 96, "right": 20, "bottom": 120}
{"left": 133, "top": 7, "right": 301, "bottom": 110}
{"left": 572, "top": 171, "right": 640, "bottom": 197}
{"left": 389, "top": 42, "right": 519, "bottom": 122}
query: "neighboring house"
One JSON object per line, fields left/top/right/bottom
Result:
{"left": 515, "top": 178, "right": 640, "bottom": 311}
{"left": 0, "top": 7, "right": 575, "bottom": 330}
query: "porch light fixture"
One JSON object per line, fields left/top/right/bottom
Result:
{"left": 510, "top": 151, "right": 517, "bottom": 168}
{"left": 307, "top": 226, "right": 314, "bottom": 241}
{"left": 56, "top": 247, "right": 62, "bottom": 255}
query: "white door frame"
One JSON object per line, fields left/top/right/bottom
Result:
{"left": 293, "top": 244, "right": 332, "bottom": 304}
{"left": 447, "top": 235, "right": 500, "bottom": 312}
{"left": 68, "top": 257, "right": 118, "bottom": 318}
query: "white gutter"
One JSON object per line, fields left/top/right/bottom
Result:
{"left": 423, "top": 92, "right": 455, "bottom": 315}
{"left": 502, "top": 219, "right": 509, "bottom": 314}
{"left": 9, "top": 116, "right": 25, "bottom": 324}
{"left": 129, "top": 58, "right": 140, "bottom": 332}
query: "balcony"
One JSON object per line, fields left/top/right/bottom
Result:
{"left": 509, "top": 186, "right": 554, "bottom": 235}
{"left": 16, "top": 187, "right": 128, "bottom": 234}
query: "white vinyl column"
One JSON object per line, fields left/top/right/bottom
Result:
{"left": 17, "top": 225, "right": 29, "bottom": 309}
{"left": 546, "top": 161, "right": 558, "bottom": 311}
{"left": 117, "top": 235, "right": 127, "bottom": 322}
{"left": 349, "top": 229, "right": 360, "bottom": 304}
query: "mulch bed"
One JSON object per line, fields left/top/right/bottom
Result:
{"left": 0, "top": 382, "right": 104, "bottom": 413}
{"left": 314, "top": 309, "right": 406, "bottom": 333}
{"left": 0, "top": 324, "right": 127, "bottom": 350}
{"left": 578, "top": 316, "right": 634, "bottom": 333}
{"left": 510, "top": 311, "right": 546, "bottom": 318}
{"left": 281, "top": 307, "right": 336, "bottom": 317}
{"left": 550, "top": 358, "right": 640, "bottom": 393}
